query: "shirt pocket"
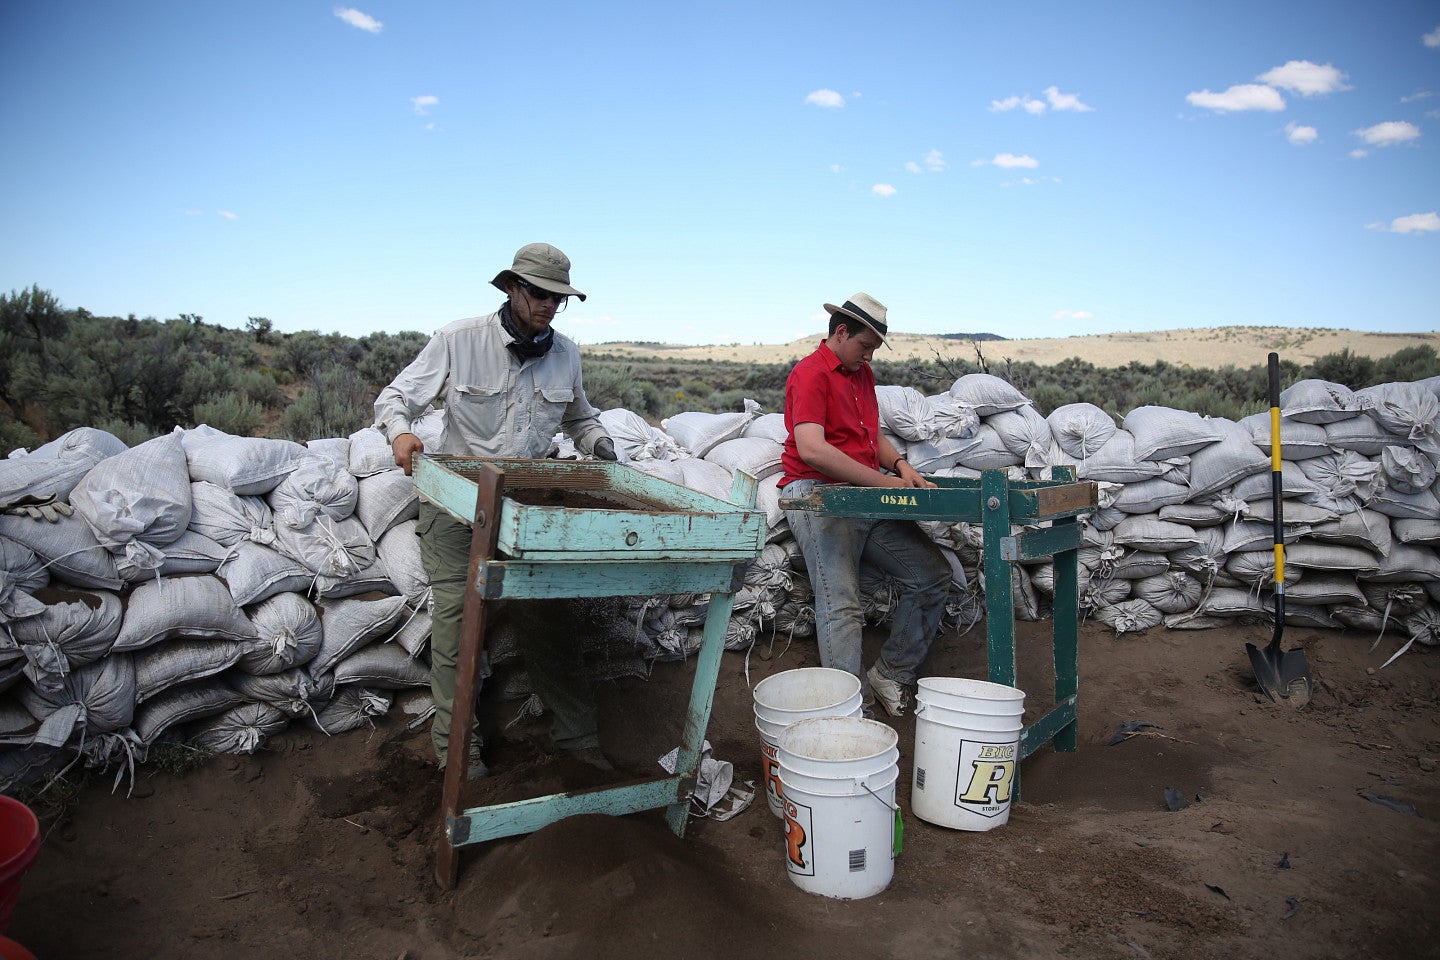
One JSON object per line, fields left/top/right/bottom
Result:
{"left": 531, "top": 385, "right": 575, "bottom": 444}
{"left": 451, "top": 384, "right": 505, "bottom": 449}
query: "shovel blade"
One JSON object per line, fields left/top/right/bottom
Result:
{"left": 1246, "top": 640, "right": 1313, "bottom": 705}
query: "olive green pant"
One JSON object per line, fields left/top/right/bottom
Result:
{"left": 416, "top": 501, "right": 600, "bottom": 763}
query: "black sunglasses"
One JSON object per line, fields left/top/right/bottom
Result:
{"left": 516, "top": 278, "right": 568, "bottom": 304}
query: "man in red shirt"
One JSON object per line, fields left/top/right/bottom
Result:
{"left": 779, "top": 293, "right": 950, "bottom": 717}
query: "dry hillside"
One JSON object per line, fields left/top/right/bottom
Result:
{"left": 585, "top": 325, "right": 1438, "bottom": 368}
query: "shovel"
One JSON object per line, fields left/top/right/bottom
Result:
{"left": 1245, "top": 352, "right": 1313, "bottom": 704}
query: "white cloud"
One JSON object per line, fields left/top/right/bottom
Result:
{"left": 411, "top": 95, "right": 439, "bottom": 115}
{"left": 1186, "top": 84, "right": 1286, "bottom": 112}
{"left": 1001, "top": 175, "right": 1061, "bottom": 187}
{"left": 829, "top": 164, "right": 843, "bottom": 174}
{"left": 991, "top": 95, "right": 1046, "bottom": 114}
{"left": 1424, "top": 25, "right": 1440, "bottom": 48}
{"left": 1257, "top": 60, "right": 1349, "bottom": 96}
{"left": 218, "top": 210, "right": 238, "bottom": 220}
{"left": 805, "top": 89, "right": 845, "bottom": 109}
{"left": 872, "top": 183, "right": 897, "bottom": 197}
{"left": 1368, "top": 212, "right": 1440, "bottom": 234}
{"left": 1044, "top": 86, "right": 1093, "bottom": 112}
{"left": 334, "top": 7, "right": 382, "bottom": 33}
{"left": 922, "top": 149, "right": 946, "bottom": 171}
{"left": 905, "top": 161, "right": 922, "bottom": 174}
{"left": 1400, "top": 91, "right": 1434, "bottom": 103}
{"left": 1052, "top": 310, "right": 1094, "bottom": 321}
{"left": 1354, "top": 120, "right": 1421, "bottom": 146}
{"left": 972, "top": 153, "right": 1039, "bottom": 169}
{"left": 1350, "top": 148, "right": 1369, "bottom": 159}
{"left": 1285, "top": 121, "right": 1318, "bottom": 145}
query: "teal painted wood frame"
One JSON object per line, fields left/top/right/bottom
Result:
{"left": 415, "top": 456, "right": 764, "bottom": 887}
{"left": 779, "top": 468, "right": 1095, "bottom": 797}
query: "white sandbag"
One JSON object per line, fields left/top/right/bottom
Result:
{"left": 1359, "top": 382, "right": 1440, "bottom": 453}
{"left": 1279, "top": 379, "right": 1367, "bottom": 424}
{"left": 240, "top": 591, "right": 323, "bottom": 675}
{"left": 218, "top": 541, "right": 314, "bottom": 607}
{"left": 270, "top": 456, "right": 359, "bottom": 526}
{"left": 0, "top": 427, "right": 126, "bottom": 504}
{"left": 131, "top": 678, "right": 248, "bottom": 745}
{"left": 308, "top": 594, "right": 410, "bottom": 678}
{"left": 1075, "top": 431, "right": 1170, "bottom": 483}
{"left": 305, "top": 437, "right": 351, "bottom": 464}
{"left": 1364, "top": 544, "right": 1440, "bottom": 583}
{"left": 376, "top": 520, "right": 429, "bottom": 606}
{"left": 1361, "top": 582, "right": 1428, "bottom": 617}
{"left": 1367, "top": 485, "right": 1440, "bottom": 521}
{"left": 1379, "top": 446, "right": 1437, "bottom": 495}
{"left": 1285, "top": 541, "right": 1380, "bottom": 576}
{"left": 1094, "top": 598, "right": 1163, "bottom": 634}
{"left": 626, "top": 457, "right": 685, "bottom": 486}
{"left": 1242, "top": 499, "right": 1340, "bottom": 528}
{"left": 0, "top": 539, "right": 47, "bottom": 621}
{"left": 1405, "top": 606, "right": 1440, "bottom": 647}
{"left": 674, "top": 457, "right": 739, "bottom": 502}
{"left": 1131, "top": 571, "right": 1202, "bottom": 614}
{"left": 1297, "top": 451, "right": 1383, "bottom": 504}
{"left": 741, "top": 413, "right": 789, "bottom": 444}
{"left": 1285, "top": 605, "right": 1339, "bottom": 629}
{"left": 1081, "top": 574, "right": 1132, "bottom": 612}
{"left": 309, "top": 686, "right": 391, "bottom": 734}
{"left": 1324, "top": 414, "right": 1401, "bottom": 455}
{"left": 315, "top": 556, "right": 398, "bottom": 601}
{"left": 0, "top": 513, "right": 123, "bottom": 591}
{"left": 754, "top": 474, "right": 784, "bottom": 533}
{"left": 1185, "top": 420, "right": 1271, "bottom": 497}
{"left": 130, "top": 529, "right": 228, "bottom": 582}
{"left": 389, "top": 606, "right": 431, "bottom": 658}
{"left": 704, "top": 437, "right": 783, "bottom": 481}
{"left": 1200, "top": 587, "right": 1271, "bottom": 618}
{"left": 9, "top": 589, "right": 122, "bottom": 691}
{"left": 228, "top": 668, "right": 335, "bottom": 718}
{"left": 1113, "top": 478, "right": 1192, "bottom": 514}
{"left": 922, "top": 393, "right": 980, "bottom": 440}
{"left": 876, "top": 386, "right": 936, "bottom": 442}
{"left": 954, "top": 424, "right": 1023, "bottom": 470}
{"left": 1228, "top": 463, "right": 1335, "bottom": 505}
{"left": 1285, "top": 573, "right": 1366, "bottom": 606}
{"left": 350, "top": 408, "right": 444, "bottom": 478}
{"left": 1392, "top": 518, "right": 1440, "bottom": 546}
{"left": 1169, "top": 527, "right": 1229, "bottom": 580}
{"left": 330, "top": 643, "right": 431, "bottom": 689}
{"left": 354, "top": 469, "right": 420, "bottom": 541}
{"left": 70, "top": 432, "right": 193, "bottom": 569}
{"left": 1047, "top": 403, "right": 1116, "bottom": 461}
{"left": 17, "top": 653, "right": 136, "bottom": 748}
{"left": 1238, "top": 412, "right": 1331, "bottom": 461}
{"left": 1222, "top": 521, "right": 1308, "bottom": 553}
{"left": 133, "top": 638, "right": 244, "bottom": 703}
{"left": 1112, "top": 517, "right": 1202, "bottom": 553}
{"left": 1085, "top": 504, "right": 1126, "bottom": 531}
{"left": 902, "top": 435, "right": 986, "bottom": 473}
{"left": 1159, "top": 502, "right": 1230, "bottom": 527}
{"left": 188, "top": 481, "right": 275, "bottom": 548}
{"left": 988, "top": 406, "right": 1053, "bottom": 468}
{"left": 272, "top": 514, "right": 376, "bottom": 580}
{"left": 112, "top": 574, "right": 257, "bottom": 653}
{"left": 1224, "top": 550, "right": 1301, "bottom": 587}
{"left": 948, "top": 374, "right": 1028, "bottom": 417}
{"left": 179, "top": 425, "right": 307, "bottom": 496}
{"left": 1122, "top": 406, "right": 1224, "bottom": 461}
{"left": 1112, "top": 550, "right": 1170, "bottom": 580}
{"left": 661, "top": 399, "right": 761, "bottom": 458}
{"left": 187, "top": 701, "right": 291, "bottom": 754}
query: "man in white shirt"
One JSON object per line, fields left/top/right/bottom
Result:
{"left": 375, "top": 243, "right": 617, "bottom": 777}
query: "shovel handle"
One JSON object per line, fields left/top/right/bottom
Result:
{"left": 1268, "top": 353, "right": 1285, "bottom": 613}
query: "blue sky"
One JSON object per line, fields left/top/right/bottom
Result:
{"left": 1, "top": 2, "right": 1436, "bottom": 346}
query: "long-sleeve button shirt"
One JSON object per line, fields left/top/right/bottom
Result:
{"left": 373, "top": 310, "right": 607, "bottom": 459}
{"left": 779, "top": 339, "right": 881, "bottom": 486}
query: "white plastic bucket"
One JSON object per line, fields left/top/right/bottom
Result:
{"left": 777, "top": 716, "right": 900, "bottom": 900}
{"left": 911, "top": 677, "right": 1026, "bottom": 832}
{"left": 753, "top": 668, "right": 863, "bottom": 818}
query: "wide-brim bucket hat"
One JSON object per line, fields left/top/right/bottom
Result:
{"left": 490, "top": 242, "right": 587, "bottom": 301}
{"left": 823, "top": 292, "right": 890, "bottom": 347}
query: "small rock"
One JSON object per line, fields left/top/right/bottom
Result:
{"left": 1366, "top": 667, "right": 1376, "bottom": 676}
{"left": 1419, "top": 757, "right": 1437, "bottom": 773}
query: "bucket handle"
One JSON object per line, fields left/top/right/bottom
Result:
{"left": 860, "top": 782, "right": 904, "bottom": 859}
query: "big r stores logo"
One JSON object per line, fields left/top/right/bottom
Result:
{"left": 953, "top": 739, "right": 1017, "bottom": 818}
{"left": 782, "top": 796, "right": 814, "bottom": 876}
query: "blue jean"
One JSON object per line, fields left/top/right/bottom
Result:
{"left": 782, "top": 479, "right": 950, "bottom": 689}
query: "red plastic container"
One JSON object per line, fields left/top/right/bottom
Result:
{"left": 0, "top": 797, "right": 39, "bottom": 934}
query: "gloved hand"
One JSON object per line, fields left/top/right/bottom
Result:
{"left": 593, "top": 437, "right": 618, "bottom": 462}
{"left": 1, "top": 494, "right": 74, "bottom": 523}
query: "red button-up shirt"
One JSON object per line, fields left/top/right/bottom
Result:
{"left": 779, "top": 340, "right": 880, "bottom": 486}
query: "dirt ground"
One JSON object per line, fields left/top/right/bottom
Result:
{"left": 10, "top": 615, "right": 1440, "bottom": 960}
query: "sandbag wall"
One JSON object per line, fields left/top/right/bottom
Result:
{"left": 2, "top": 373, "right": 1438, "bottom": 791}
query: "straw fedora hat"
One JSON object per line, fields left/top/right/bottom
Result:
{"left": 823, "top": 292, "right": 890, "bottom": 347}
